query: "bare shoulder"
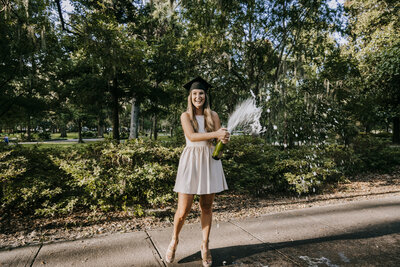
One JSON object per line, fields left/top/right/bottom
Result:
{"left": 211, "top": 110, "right": 220, "bottom": 119}
{"left": 180, "top": 112, "right": 190, "bottom": 120}
{"left": 180, "top": 112, "right": 194, "bottom": 133}
{"left": 211, "top": 111, "right": 221, "bottom": 127}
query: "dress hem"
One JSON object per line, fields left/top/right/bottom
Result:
{"left": 173, "top": 188, "right": 228, "bottom": 195}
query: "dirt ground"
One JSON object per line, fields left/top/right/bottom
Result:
{"left": 1, "top": 167, "right": 399, "bottom": 250}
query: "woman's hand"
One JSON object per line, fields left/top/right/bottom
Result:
{"left": 215, "top": 128, "right": 228, "bottom": 140}
{"left": 216, "top": 128, "right": 230, "bottom": 143}
{"left": 221, "top": 131, "right": 230, "bottom": 144}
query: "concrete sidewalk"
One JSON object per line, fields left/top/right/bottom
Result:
{"left": 1, "top": 195, "right": 399, "bottom": 266}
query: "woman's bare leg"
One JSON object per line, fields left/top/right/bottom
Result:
{"left": 171, "top": 193, "right": 194, "bottom": 241}
{"left": 166, "top": 193, "right": 194, "bottom": 262}
{"left": 199, "top": 193, "right": 215, "bottom": 245}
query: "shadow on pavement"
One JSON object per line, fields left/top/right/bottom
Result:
{"left": 178, "top": 220, "right": 400, "bottom": 266}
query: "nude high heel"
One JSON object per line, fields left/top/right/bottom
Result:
{"left": 165, "top": 238, "right": 179, "bottom": 263}
{"left": 200, "top": 240, "right": 212, "bottom": 267}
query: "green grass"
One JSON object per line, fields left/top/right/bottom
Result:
{"left": 1, "top": 132, "right": 79, "bottom": 140}
{"left": 19, "top": 143, "right": 90, "bottom": 149}
{"left": 1, "top": 133, "right": 19, "bottom": 139}
{"left": 4, "top": 131, "right": 174, "bottom": 147}
{"left": 138, "top": 135, "right": 172, "bottom": 141}
{"left": 50, "top": 132, "right": 81, "bottom": 140}
{"left": 4, "top": 132, "right": 107, "bottom": 141}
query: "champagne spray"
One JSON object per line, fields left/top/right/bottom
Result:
{"left": 212, "top": 98, "right": 265, "bottom": 160}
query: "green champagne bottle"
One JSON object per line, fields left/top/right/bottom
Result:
{"left": 212, "top": 140, "right": 224, "bottom": 160}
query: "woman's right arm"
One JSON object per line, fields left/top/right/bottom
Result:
{"left": 181, "top": 112, "right": 228, "bottom": 142}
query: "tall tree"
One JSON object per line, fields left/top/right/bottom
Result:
{"left": 64, "top": 0, "right": 147, "bottom": 141}
{"left": 0, "top": 0, "right": 60, "bottom": 139}
{"left": 345, "top": 0, "right": 400, "bottom": 143}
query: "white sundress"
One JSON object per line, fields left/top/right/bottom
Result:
{"left": 173, "top": 115, "right": 229, "bottom": 195}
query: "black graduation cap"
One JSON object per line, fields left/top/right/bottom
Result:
{"left": 183, "top": 76, "right": 212, "bottom": 92}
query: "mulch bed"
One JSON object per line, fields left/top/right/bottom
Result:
{"left": 1, "top": 167, "right": 399, "bottom": 250}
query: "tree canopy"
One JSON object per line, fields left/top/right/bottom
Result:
{"left": 1, "top": 0, "right": 399, "bottom": 144}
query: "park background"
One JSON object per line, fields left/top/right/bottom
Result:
{"left": 1, "top": 0, "right": 399, "bottom": 248}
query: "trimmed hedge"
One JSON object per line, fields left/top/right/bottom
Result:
{"left": 0, "top": 140, "right": 182, "bottom": 217}
{"left": 1, "top": 135, "right": 399, "bottom": 217}
{"left": 224, "top": 137, "right": 344, "bottom": 196}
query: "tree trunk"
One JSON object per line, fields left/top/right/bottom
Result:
{"left": 129, "top": 97, "right": 135, "bottom": 139}
{"left": 97, "top": 117, "right": 104, "bottom": 138}
{"left": 111, "top": 77, "right": 120, "bottom": 141}
{"left": 141, "top": 117, "right": 146, "bottom": 137}
{"left": 393, "top": 116, "right": 400, "bottom": 144}
{"left": 60, "top": 125, "right": 67, "bottom": 138}
{"left": 134, "top": 103, "right": 139, "bottom": 137}
{"left": 282, "top": 84, "right": 287, "bottom": 148}
{"left": 153, "top": 113, "right": 158, "bottom": 140}
{"left": 150, "top": 115, "right": 153, "bottom": 139}
{"left": 27, "top": 115, "right": 31, "bottom": 141}
{"left": 139, "top": 117, "right": 143, "bottom": 134}
{"left": 365, "top": 123, "right": 371, "bottom": 134}
{"left": 129, "top": 97, "right": 140, "bottom": 139}
{"left": 78, "top": 119, "right": 83, "bottom": 143}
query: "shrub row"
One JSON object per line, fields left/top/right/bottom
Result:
{"left": 1, "top": 135, "right": 399, "bottom": 217}
{"left": 225, "top": 135, "right": 400, "bottom": 196}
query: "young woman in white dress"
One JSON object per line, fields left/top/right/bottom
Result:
{"left": 165, "top": 77, "right": 230, "bottom": 266}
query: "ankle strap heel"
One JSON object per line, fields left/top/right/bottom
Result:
{"left": 200, "top": 240, "right": 212, "bottom": 267}
{"left": 165, "top": 238, "right": 179, "bottom": 263}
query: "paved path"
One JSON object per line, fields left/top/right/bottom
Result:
{"left": 1, "top": 196, "right": 399, "bottom": 266}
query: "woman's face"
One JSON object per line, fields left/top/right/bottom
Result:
{"left": 191, "top": 89, "right": 206, "bottom": 109}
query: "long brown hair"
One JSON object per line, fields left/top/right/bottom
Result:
{"left": 187, "top": 90, "right": 215, "bottom": 134}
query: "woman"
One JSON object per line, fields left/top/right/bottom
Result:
{"left": 165, "top": 76, "right": 230, "bottom": 266}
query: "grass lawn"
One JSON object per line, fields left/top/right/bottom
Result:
{"left": 138, "top": 134, "right": 172, "bottom": 141}
{"left": 50, "top": 132, "right": 108, "bottom": 140}
{"left": 50, "top": 132, "right": 79, "bottom": 140}
{"left": 2, "top": 132, "right": 82, "bottom": 140}
{"left": 19, "top": 143, "right": 92, "bottom": 149}
{"left": 4, "top": 131, "right": 175, "bottom": 146}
